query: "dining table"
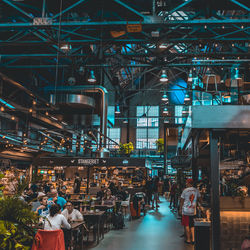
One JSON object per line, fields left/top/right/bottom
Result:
{"left": 81, "top": 210, "right": 106, "bottom": 244}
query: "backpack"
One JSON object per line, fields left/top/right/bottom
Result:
{"left": 112, "top": 212, "right": 125, "bottom": 230}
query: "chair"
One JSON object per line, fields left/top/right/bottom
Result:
{"left": 32, "top": 229, "right": 65, "bottom": 250}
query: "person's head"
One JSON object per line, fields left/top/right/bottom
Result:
{"left": 50, "top": 189, "right": 58, "bottom": 198}
{"left": 49, "top": 204, "right": 61, "bottom": 217}
{"left": 27, "top": 188, "right": 33, "bottom": 195}
{"left": 75, "top": 172, "right": 79, "bottom": 177}
{"left": 65, "top": 202, "right": 74, "bottom": 213}
{"left": 104, "top": 189, "right": 111, "bottom": 199}
{"left": 39, "top": 195, "right": 48, "bottom": 206}
{"left": 186, "top": 179, "right": 194, "bottom": 187}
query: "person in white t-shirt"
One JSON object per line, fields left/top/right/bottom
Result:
{"left": 62, "top": 202, "right": 83, "bottom": 222}
{"left": 44, "top": 204, "right": 71, "bottom": 231}
{"left": 179, "top": 179, "right": 202, "bottom": 245}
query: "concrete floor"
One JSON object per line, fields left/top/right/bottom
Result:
{"left": 91, "top": 198, "right": 194, "bottom": 250}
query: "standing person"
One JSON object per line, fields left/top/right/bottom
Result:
{"left": 152, "top": 176, "right": 159, "bottom": 209}
{"left": 169, "top": 181, "right": 177, "bottom": 209}
{"left": 179, "top": 179, "right": 202, "bottom": 245}
{"left": 145, "top": 176, "right": 153, "bottom": 207}
{"left": 163, "top": 175, "right": 170, "bottom": 199}
{"left": 73, "top": 172, "right": 81, "bottom": 194}
{"left": 48, "top": 189, "right": 67, "bottom": 210}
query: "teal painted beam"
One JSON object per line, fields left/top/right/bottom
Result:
{"left": 2, "top": 0, "right": 33, "bottom": 19}
{"left": 53, "top": 0, "right": 89, "bottom": 20}
{"left": 5, "top": 62, "right": 249, "bottom": 69}
{"left": 230, "top": 0, "right": 250, "bottom": 12}
{"left": 0, "top": 19, "right": 249, "bottom": 29}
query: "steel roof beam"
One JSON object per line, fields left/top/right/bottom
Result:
{"left": 52, "top": 0, "right": 89, "bottom": 20}
{"left": 113, "top": 0, "right": 145, "bottom": 20}
{"left": 0, "top": 19, "right": 249, "bottom": 29}
{"left": 5, "top": 62, "right": 249, "bottom": 69}
{"left": 165, "top": 0, "right": 193, "bottom": 18}
{"left": 2, "top": 0, "right": 34, "bottom": 20}
{"left": 230, "top": 0, "right": 250, "bottom": 12}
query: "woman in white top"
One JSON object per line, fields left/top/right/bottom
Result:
{"left": 44, "top": 204, "right": 71, "bottom": 230}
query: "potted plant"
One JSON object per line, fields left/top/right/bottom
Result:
{"left": 119, "top": 142, "right": 134, "bottom": 156}
{"left": 0, "top": 171, "right": 38, "bottom": 249}
{"left": 155, "top": 138, "right": 164, "bottom": 154}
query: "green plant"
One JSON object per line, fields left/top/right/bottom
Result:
{"left": 119, "top": 142, "right": 134, "bottom": 155}
{"left": 0, "top": 197, "right": 38, "bottom": 249}
{"left": 155, "top": 138, "right": 164, "bottom": 153}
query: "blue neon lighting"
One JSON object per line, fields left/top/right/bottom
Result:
{"left": 0, "top": 98, "right": 15, "bottom": 109}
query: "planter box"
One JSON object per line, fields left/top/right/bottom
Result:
{"left": 220, "top": 196, "right": 250, "bottom": 211}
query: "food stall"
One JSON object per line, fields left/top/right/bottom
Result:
{"left": 33, "top": 157, "right": 146, "bottom": 195}
{"left": 179, "top": 105, "right": 250, "bottom": 250}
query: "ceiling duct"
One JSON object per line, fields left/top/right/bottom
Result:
{"left": 45, "top": 85, "right": 108, "bottom": 148}
{"left": 50, "top": 94, "right": 96, "bottom": 109}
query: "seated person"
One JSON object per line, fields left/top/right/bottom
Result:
{"left": 62, "top": 202, "right": 83, "bottom": 222}
{"left": 25, "top": 188, "right": 37, "bottom": 203}
{"left": 44, "top": 204, "right": 71, "bottom": 230}
{"left": 48, "top": 189, "right": 67, "bottom": 210}
{"left": 102, "top": 189, "right": 116, "bottom": 206}
{"left": 36, "top": 195, "right": 50, "bottom": 217}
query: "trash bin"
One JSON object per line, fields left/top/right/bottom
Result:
{"left": 194, "top": 218, "right": 211, "bottom": 250}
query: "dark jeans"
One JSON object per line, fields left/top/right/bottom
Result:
{"left": 146, "top": 192, "right": 152, "bottom": 205}
{"left": 170, "top": 194, "right": 176, "bottom": 208}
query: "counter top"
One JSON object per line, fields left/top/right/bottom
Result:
{"left": 194, "top": 218, "right": 211, "bottom": 227}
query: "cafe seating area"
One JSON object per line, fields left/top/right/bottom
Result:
{"left": 0, "top": 1, "right": 249, "bottom": 250}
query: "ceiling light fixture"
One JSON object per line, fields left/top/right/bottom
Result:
{"left": 123, "top": 119, "right": 128, "bottom": 124}
{"left": 161, "top": 91, "right": 168, "bottom": 101}
{"left": 88, "top": 70, "right": 96, "bottom": 83}
{"left": 159, "top": 44, "right": 167, "bottom": 49}
{"left": 160, "top": 70, "right": 168, "bottom": 82}
{"left": 60, "top": 43, "right": 72, "bottom": 51}
{"left": 115, "top": 105, "right": 121, "bottom": 114}
{"left": 163, "top": 107, "right": 168, "bottom": 114}
{"left": 187, "top": 70, "right": 193, "bottom": 82}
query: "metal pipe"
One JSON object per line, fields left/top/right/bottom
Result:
{"left": 45, "top": 85, "right": 108, "bottom": 147}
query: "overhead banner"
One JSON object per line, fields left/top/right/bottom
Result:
{"left": 34, "top": 157, "right": 146, "bottom": 167}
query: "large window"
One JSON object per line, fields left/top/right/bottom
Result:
{"left": 107, "top": 128, "right": 120, "bottom": 149}
{"left": 136, "top": 106, "right": 159, "bottom": 149}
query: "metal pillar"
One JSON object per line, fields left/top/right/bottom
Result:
{"left": 192, "top": 135, "right": 198, "bottom": 183}
{"left": 163, "top": 124, "right": 167, "bottom": 174}
{"left": 210, "top": 130, "right": 220, "bottom": 250}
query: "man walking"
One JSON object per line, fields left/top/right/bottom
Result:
{"left": 179, "top": 179, "right": 202, "bottom": 245}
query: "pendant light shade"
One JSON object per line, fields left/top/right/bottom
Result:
{"left": 160, "top": 70, "right": 168, "bottom": 82}
{"left": 115, "top": 105, "right": 120, "bottom": 114}
{"left": 161, "top": 91, "right": 168, "bottom": 101}
{"left": 88, "top": 70, "right": 96, "bottom": 83}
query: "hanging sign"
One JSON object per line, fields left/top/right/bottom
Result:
{"left": 126, "top": 23, "right": 142, "bottom": 33}
{"left": 34, "top": 157, "right": 146, "bottom": 167}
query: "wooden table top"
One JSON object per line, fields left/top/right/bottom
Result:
{"left": 82, "top": 211, "right": 105, "bottom": 216}
{"left": 70, "top": 221, "right": 86, "bottom": 229}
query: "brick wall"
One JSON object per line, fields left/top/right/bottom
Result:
{"left": 221, "top": 211, "right": 250, "bottom": 250}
